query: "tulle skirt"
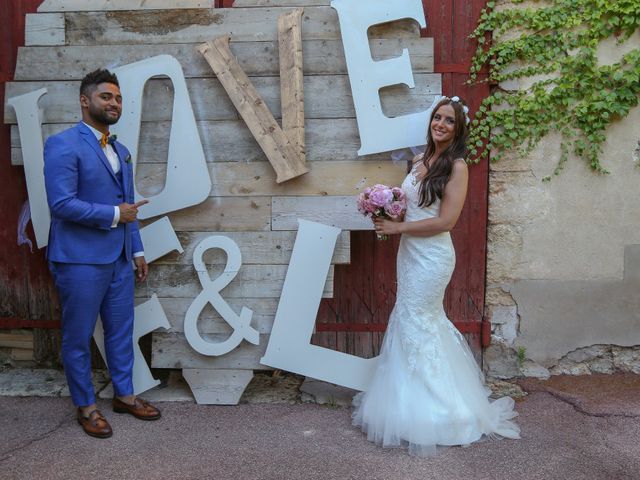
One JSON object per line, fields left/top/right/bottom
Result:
{"left": 352, "top": 313, "right": 520, "bottom": 457}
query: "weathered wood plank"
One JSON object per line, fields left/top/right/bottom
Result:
{"left": 5, "top": 74, "right": 441, "bottom": 124}
{"left": 63, "top": 7, "right": 421, "bottom": 45}
{"left": 157, "top": 297, "right": 278, "bottom": 333}
{"left": 38, "top": 0, "right": 213, "bottom": 12}
{"left": 153, "top": 230, "right": 350, "bottom": 265}
{"left": 0, "top": 333, "right": 34, "bottom": 350}
{"left": 162, "top": 197, "right": 272, "bottom": 232}
{"left": 11, "top": 348, "right": 35, "bottom": 361}
{"left": 140, "top": 264, "right": 334, "bottom": 298}
{"left": 13, "top": 119, "right": 390, "bottom": 166}
{"left": 152, "top": 332, "right": 271, "bottom": 370}
{"left": 13, "top": 38, "right": 435, "bottom": 80}
{"left": 12, "top": 143, "right": 404, "bottom": 196}
{"left": 272, "top": 195, "right": 373, "bottom": 231}
{"left": 235, "top": 0, "right": 330, "bottom": 6}
{"left": 197, "top": 36, "right": 308, "bottom": 183}
{"left": 278, "top": 8, "right": 306, "bottom": 161}
{"left": 137, "top": 160, "right": 406, "bottom": 198}
{"left": 182, "top": 369, "right": 254, "bottom": 405}
{"left": 25, "top": 13, "right": 65, "bottom": 46}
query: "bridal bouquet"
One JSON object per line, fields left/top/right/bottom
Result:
{"left": 357, "top": 184, "right": 407, "bottom": 240}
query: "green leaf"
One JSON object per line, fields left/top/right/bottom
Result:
{"left": 468, "top": 0, "right": 640, "bottom": 178}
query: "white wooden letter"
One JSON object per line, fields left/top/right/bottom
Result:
{"left": 184, "top": 236, "right": 259, "bottom": 356}
{"left": 139, "top": 216, "right": 183, "bottom": 263}
{"left": 261, "top": 220, "right": 377, "bottom": 391}
{"left": 331, "top": 0, "right": 429, "bottom": 155}
{"left": 112, "top": 55, "right": 212, "bottom": 220}
{"left": 8, "top": 88, "right": 50, "bottom": 248}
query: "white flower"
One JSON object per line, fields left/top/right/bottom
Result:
{"left": 451, "top": 96, "right": 460, "bottom": 102}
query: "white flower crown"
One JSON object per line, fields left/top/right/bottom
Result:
{"left": 445, "top": 95, "right": 471, "bottom": 126}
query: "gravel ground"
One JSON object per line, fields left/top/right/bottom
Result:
{"left": 1, "top": 373, "right": 639, "bottom": 480}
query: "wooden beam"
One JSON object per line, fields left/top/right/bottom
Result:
{"left": 164, "top": 196, "right": 272, "bottom": 232}
{"left": 0, "top": 318, "right": 60, "bottom": 329}
{"left": 278, "top": 8, "right": 305, "bottom": 161}
{"left": 138, "top": 264, "right": 334, "bottom": 298}
{"left": 11, "top": 349, "right": 35, "bottom": 361}
{"left": 272, "top": 195, "right": 373, "bottom": 231}
{"left": 152, "top": 332, "right": 272, "bottom": 370}
{"left": 12, "top": 119, "right": 388, "bottom": 166}
{"left": 197, "top": 36, "right": 308, "bottom": 183}
{"left": 137, "top": 160, "right": 406, "bottom": 199}
{"left": 38, "top": 0, "right": 214, "bottom": 11}
{"left": 0, "top": 333, "right": 34, "bottom": 349}
{"left": 150, "top": 230, "right": 350, "bottom": 265}
{"left": 5, "top": 74, "right": 442, "bottom": 124}
{"left": 61, "top": 7, "right": 421, "bottom": 45}
{"left": 158, "top": 297, "right": 278, "bottom": 333}
{"left": 13, "top": 39, "right": 435, "bottom": 80}
{"left": 25, "top": 13, "right": 64, "bottom": 46}
{"left": 182, "top": 369, "right": 254, "bottom": 405}
{"left": 11, "top": 119, "right": 406, "bottom": 166}
{"left": 235, "top": 0, "right": 329, "bottom": 6}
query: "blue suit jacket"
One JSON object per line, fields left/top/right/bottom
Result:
{"left": 44, "top": 122, "right": 143, "bottom": 264}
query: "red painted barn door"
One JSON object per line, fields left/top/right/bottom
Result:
{"left": 314, "top": 0, "right": 490, "bottom": 362}
{"left": 0, "top": 0, "right": 61, "bottom": 364}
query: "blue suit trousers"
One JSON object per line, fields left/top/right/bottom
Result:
{"left": 49, "top": 254, "right": 135, "bottom": 406}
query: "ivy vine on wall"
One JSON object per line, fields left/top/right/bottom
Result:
{"left": 468, "top": 0, "right": 640, "bottom": 179}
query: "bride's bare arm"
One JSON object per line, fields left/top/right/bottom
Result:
{"left": 374, "top": 160, "right": 468, "bottom": 237}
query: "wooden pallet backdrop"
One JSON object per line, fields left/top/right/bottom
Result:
{"left": 4, "top": 0, "right": 442, "bottom": 402}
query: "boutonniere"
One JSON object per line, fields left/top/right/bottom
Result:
{"left": 125, "top": 153, "right": 132, "bottom": 164}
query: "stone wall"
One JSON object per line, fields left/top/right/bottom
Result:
{"left": 483, "top": 31, "right": 640, "bottom": 379}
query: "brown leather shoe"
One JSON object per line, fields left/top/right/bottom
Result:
{"left": 77, "top": 408, "right": 113, "bottom": 438}
{"left": 112, "top": 397, "right": 161, "bottom": 420}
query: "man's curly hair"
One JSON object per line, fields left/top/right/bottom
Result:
{"left": 79, "top": 68, "right": 119, "bottom": 97}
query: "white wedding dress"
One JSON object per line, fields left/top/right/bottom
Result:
{"left": 352, "top": 163, "right": 520, "bottom": 456}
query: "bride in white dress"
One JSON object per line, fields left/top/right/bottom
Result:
{"left": 352, "top": 96, "right": 520, "bottom": 456}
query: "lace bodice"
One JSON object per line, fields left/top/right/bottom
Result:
{"left": 401, "top": 161, "right": 441, "bottom": 222}
{"left": 394, "top": 164, "right": 459, "bottom": 376}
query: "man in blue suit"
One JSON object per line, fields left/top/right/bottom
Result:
{"left": 44, "top": 69, "right": 161, "bottom": 438}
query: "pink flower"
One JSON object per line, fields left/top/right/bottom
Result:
{"left": 392, "top": 186, "right": 406, "bottom": 202}
{"left": 356, "top": 184, "right": 407, "bottom": 224}
{"left": 368, "top": 186, "right": 394, "bottom": 207}
{"left": 385, "top": 201, "right": 405, "bottom": 219}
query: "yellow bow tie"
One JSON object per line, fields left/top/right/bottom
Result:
{"left": 99, "top": 133, "right": 116, "bottom": 148}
